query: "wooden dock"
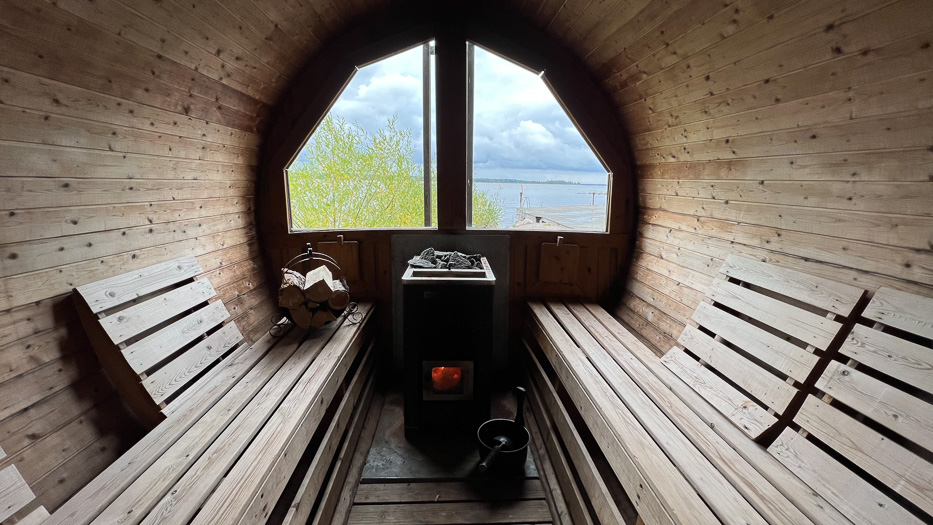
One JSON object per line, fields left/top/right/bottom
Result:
{"left": 516, "top": 205, "right": 606, "bottom": 232}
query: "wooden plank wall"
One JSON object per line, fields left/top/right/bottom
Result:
{"left": 1, "top": 0, "right": 930, "bottom": 512}
{"left": 0, "top": 0, "right": 377, "bottom": 512}
{"left": 266, "top": 231, "right": 629, "bottom": 305}
{"left": 499, "top": 0, "right": 933, "bottom": 354}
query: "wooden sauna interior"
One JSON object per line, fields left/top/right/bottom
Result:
{"left": 0, "top": 0, "right": 931, "bottom": 524}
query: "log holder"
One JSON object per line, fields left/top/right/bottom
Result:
{"left": 272, "top": 243, "right": 358, "bottom": 335}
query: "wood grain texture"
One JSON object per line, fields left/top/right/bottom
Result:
{"left": 142, "top": 321, "right": 244, "bottom": 405}
{"left": 123, "top": 301, "right": 230, "bottom": 374}
{"left": 0, "top": 0, "right": 336, "bottom": 506}
{"left": 677, "top": 325, "right": 797, "bottom": 414}
{"left": 44, "top": 328, "right": 302, "bottom": 525}
{"left": 0, "top": 0, "right": 929, "bottom": 513}
{"left": 542, "top": 302, "right": 769, "bottom": 524}
{"left": 839, "top": 323, "right": 933, "bottom": 395}
{"left": 863, "top": 287, "right": 933, "bottom": 340}
{"left": 17, "top": 505, "right": 50, "bottom": 525}
{"left": 282, "top": 351, "right": 376, "bottom": 525}
{"left": 796, "top": 396, "right": 933, "bottom": 516}
{"left": 691, "top": 301, "right": 818, "bottom": 383}
{"left": 308, "top": 373, "right": 380, "bottom": 525}
{"left": 0, "top": 464, "right": 35, "bottom": 522}
{"left": 661, "top": 347, "right": 777, "bottom": 439}
{"left": 777, "top": 287, "right": 933, "bottom": 524}
{"left": 96, "top": 279, "right": 216, "bottom": 344}
{"left": 768, "top": 428, "right": 923, "bottom": 525}
{"left": 346, "top": 500, "right": 553, "bottom": 524}
{"left": 578, "top": 301, "right": 824, "bottom": 525}
{"left": 599, "top": 0, "right": 933, "bottom": 356}
{"left": 816, "top": 360, "right": 933, "bottom": 452}
{"left": 524, "top": 343, "right": 627, "bottom": 525}
{"left": 522, "top": 389, "right": 573, "bottom": 525}
{"left": 354, "top": 481, "right": 547, "bottom": 505}
{"left": 706, "top": 279, "right": 841, "bottom": 350}
{"left": 528, "top": 301, "right": 719, "bottom": 525}
{"left": 188, "top": 304, "right": 374, "bottom": 524}
{"left": 720, "top": 254, "right": 865, "bottom": 316}
{"left": 75, "top": 256, "right": 202, "bottom": 314}
{"left": 524, "top": 376, "right": 594, "bottom": 525}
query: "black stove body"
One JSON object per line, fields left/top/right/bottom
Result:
{"left": 402, "top": 259, "right": 495, "bottom": 438}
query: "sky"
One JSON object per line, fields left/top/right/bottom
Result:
{"left": 296, "top": 42, "right": 609, "bottom": 186}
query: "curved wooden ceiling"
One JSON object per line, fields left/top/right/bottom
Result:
{"left": 0, "top": 0, "right": 930, "bottom": 515}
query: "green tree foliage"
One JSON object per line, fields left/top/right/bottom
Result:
{"left": 288, "top": 115, "right": 503, "bottom": 229}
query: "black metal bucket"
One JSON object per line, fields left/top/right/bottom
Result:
{"left": 476, "top": 387, "right": 529, "bottom": 476}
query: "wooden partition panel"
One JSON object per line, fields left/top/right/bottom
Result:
{"left": 265, "top": 230, "right": 631, "bottom": 305}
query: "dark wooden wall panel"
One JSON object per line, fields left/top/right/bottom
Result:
{"left": 0, "top": 0, "right": 378, "bottom": 514}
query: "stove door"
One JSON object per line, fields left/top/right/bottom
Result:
{"left": 422, "top": 360, "right": 473, "bottom": 401}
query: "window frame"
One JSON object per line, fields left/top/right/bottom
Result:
{"left": 284, "top": 41, "right": 437, "bottom": 231}
{"left": 465, "top": 40, "right": 614, "bottom": 231}
{"left": 260, "top": 5, "right": 636, "bottom": 239}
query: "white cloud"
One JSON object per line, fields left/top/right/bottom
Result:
{"left": 470, "top": 46, "right": 605, "bottom": 177}
{"left": 294, "top": 42, "right": 606, "bottom": 184}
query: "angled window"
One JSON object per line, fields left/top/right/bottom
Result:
{"left": 287, "top": 43, "right": 436, "bottom": 230}
{"left": 467, "top": 43, "right": 610, "bottom": 232}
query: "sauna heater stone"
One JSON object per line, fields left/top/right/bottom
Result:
{"left": 402, "top": 256, "right": 495, "bottom": 439}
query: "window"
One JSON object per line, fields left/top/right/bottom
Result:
{"left": 282, "top": 33, "right": 620, "bottom": 233}
{"left": 468, "top": 43, "right": 610, "bottom": 232}
{"left": 287, "top": 43, "right": 436, "bottom": 230}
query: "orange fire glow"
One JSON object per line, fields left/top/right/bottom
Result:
{"left": 431, "top": 366, "right": 463, "bottom": 393}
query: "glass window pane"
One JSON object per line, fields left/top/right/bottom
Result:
{"left": 469, "top": 44, "right": 610, "bottom": 232}
{"left": 287, "top": 43, "right": 436, "bottom": 230}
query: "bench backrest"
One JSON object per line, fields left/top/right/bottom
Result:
{"left": 74, "top": 256, "right": 243, "bottom": 427}
{"left": 661, "top": 255, "right": 865, "bottom": 440}
{"left": 0, "top": 461, "right": 48, "bottom": 523}
{"left": 769, "top": 287, "right": 933, "bottom": 524}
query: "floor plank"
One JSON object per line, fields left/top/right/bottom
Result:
{"left": 355, "top": 480, "right": 546, "bottom": 504}
{"left": 335, "top": 390, "right": 559, "bottom": 524}
{"left": 347, "top": 500, "right": 553, "bottom": 524}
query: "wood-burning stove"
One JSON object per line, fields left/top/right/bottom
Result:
{"left": 402, "top": 258, "right": 495, "bottom": 438}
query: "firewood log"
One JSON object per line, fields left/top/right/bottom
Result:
{"left": 278, "top": 269, "right": 306, "bottom": 309}
{"left": 309, "top": 307, "right": 337, "bottom": 328}
{"left": 304, "top": 266, "right": 335, "bottom": 303}
{"left": 289, "top": 304, "right": 313, "bottom": 329}
{"left": 328, "top": 279, "right": 350, "bottom": 310}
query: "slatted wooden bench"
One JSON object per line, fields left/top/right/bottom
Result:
{"left": 73, "top": 256, "right": 246, "bottom": 427}
{"left": 661, "top": 255, "right": 865, "bottom": 441}
{"left": 37, "top": 259, "right": 376, "bottom": 525}
{"left": 0, "top": 459, "right": 49, "bottom": 524}
{"left": 769, "top": 287, "right": 933, "bottom": 525}
{"left": 521, "top": 255, "right": 926, "bottom": 525}
{"left": 526, "top": 299, "right": 824, "bottom": 525}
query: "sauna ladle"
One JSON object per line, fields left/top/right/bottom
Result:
{"left": 478, "top": 435, "right": 514, "bottom": 473}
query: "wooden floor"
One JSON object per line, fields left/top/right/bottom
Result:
{"left": 342, "top": 392, "right": 556, "bottom": 525}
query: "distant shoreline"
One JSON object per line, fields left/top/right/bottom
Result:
{"left": 474, "top": 178, "right": 591, "bottom": 185}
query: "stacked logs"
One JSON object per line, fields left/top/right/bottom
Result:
{"left": 278, "top": 266, "right": 350, "bottom": 329}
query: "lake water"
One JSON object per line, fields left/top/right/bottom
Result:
{"left": 474, "top": 182, "right": 608, "bottom": 229}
